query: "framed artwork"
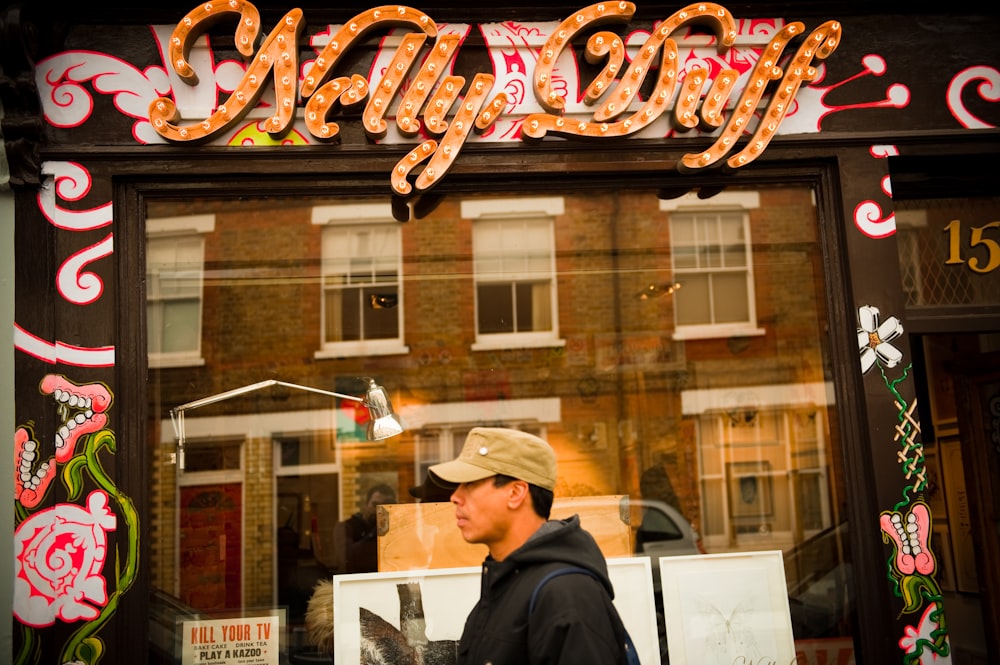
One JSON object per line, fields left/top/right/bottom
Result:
{"left": 333, "top": 558, "right": 662, "bottom": 665}
{"left": 606, "top": 557, "right": 663, "bottom": 665}
{"left": 727, "top": 461, "right": 774, "bottom": 517}
{"left": 333, "top": 566, "right": 477, "bottom": 664}
{"left": 659, "top": 550, "right": 796, "bottom": 665}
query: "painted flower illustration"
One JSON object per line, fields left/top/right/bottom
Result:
{"left": 857, "top": 305, "right": 904, "bottom": 373}
{"left": 13, "top": 490, "right": 116, "bottom": 627}
{"left": 899, "top": 602, "right": 949, "bottom": 663}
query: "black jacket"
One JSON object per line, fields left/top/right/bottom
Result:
{"left": 457, "top": 515, "right": 629, "bottom": 665}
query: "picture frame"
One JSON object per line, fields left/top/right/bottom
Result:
{"left": 727, "top": 461, "right": 774, "bottom": 517}
{"left": 333, "top": 557, "right": 662, "bottom": 665}
{"left": 659, "top": 550, "right": 796, "bottom": 665}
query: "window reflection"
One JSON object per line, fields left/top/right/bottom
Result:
{"left": 147, "top": 184, "right": 852, "bottom": 662}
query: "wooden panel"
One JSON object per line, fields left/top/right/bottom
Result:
{"left": 377, "top": 495, "right": 633, "bottom": 572}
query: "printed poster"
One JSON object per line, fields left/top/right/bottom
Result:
{"left": 182, "top": 615, "right": 281, "bottom": 665}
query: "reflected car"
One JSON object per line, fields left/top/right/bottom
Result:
{"left": 630, "top": 499, "right": 704, "bottom": 592}
{"left": 551, "top": 496, "right": 702, "bottom": 591}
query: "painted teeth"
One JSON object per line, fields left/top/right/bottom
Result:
{"left": 53, "top": 388, "right": 93, "bottom": 410}
{"left": 54, "top": 408, "right": 95, "bottom": 450}
{"left": 19, "top": 456, "right": 48, "bottom": 489}
{"left": 890, "top": 513, "right": 921, "bottom": 555}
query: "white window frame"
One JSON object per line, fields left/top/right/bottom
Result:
{"left": 462, "top": 197, "right": 566, "bottom": 351}
{"left": 660, "top": 192, "right": 765, "bottom": 340}
{"left": 312, "top": 203, "right": 409, "bottom": 358}
{"left": 682, "top": 382, "right": 835, "bottom": 551}
{"left": 146, "top": 214, "right": 214, "bottom": 368}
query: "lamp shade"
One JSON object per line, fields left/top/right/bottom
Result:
{"left": 363, "top": 379, "right": 404, "bottom": 440}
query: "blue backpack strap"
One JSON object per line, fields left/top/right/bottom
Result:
{"left": 528, "top": 565, "right": 595, "bottom": 614}
{"left": 528, "top": 566, "right": 641, "bottom": 665}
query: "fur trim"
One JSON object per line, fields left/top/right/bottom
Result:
{"left": 305, "top": 578, "right": 335, "bottom": 656}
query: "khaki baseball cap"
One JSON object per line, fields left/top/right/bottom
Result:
{"left": 428, "top": 427, "right": 557, "bottom": 491}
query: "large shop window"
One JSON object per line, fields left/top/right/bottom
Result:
{"left": 146, "top": 184, "right": 854, "bottom": 663}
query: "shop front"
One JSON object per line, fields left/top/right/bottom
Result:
{"left": 2, "top": 2, "right": 998, "bottom": 664}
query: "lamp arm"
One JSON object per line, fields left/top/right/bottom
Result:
{"left": 169, "top": 379, "right": 365, "bottom": 436}
{"left": 170, "top": 379, "right": 364, "bottom": 415}
{"left": 167, "top": 378, "right": 390, "bottom": 470}
{"left": 271, "top": 380, "right": 364, "bottom": 403}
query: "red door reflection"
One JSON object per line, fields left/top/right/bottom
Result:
{"left": 179, "top": 483, "right": 242, "bottom": 610}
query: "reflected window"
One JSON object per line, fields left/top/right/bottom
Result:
{"left": 146, "top": 215, "right": 213, "bottom": 367}
{"left": 694, "top": 396, "right": 833, "bottom": 550}
{"left": 464, "top": 197, "right": 562, "bottom": 349}
{"left": 314, "top": 203, "right": 405, "bottom": 357}
{"left": 661, "top": 192, "right": 764, "bottom": 340}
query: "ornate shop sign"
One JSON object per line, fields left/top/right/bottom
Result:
{"left": 149, "top": 2, "right": 842, "bottom": 195}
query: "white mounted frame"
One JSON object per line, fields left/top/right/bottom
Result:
{"left": 659, "top": 550, "right": 795, "bottom": 665}
{"left": 333, "top": 557, "right": 661, "bottom": 664}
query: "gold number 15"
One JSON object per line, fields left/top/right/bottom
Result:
{"left": 944, "top": 219, "right": 1000, "bottom": 274}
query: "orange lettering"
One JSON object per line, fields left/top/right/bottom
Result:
{"left": 150, "top": 3, "right": 304, "bottom": 142}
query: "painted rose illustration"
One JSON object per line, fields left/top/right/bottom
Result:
{"left": 14, "top": 490, "right": 116, "bottom": 627}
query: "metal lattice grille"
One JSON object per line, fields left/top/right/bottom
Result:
{"left": 895, "top": 197, "right": 1000, "bottom": 307}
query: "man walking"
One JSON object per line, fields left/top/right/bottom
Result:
{"left": 429, "top": 427, "right": 633, "bottom": 665}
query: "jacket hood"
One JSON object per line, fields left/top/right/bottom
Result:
{"left": 503, "top": 514, "right": 615, "bottom": 597}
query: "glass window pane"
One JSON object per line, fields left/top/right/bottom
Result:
{"left": 362, "top": 286, "right": 400, "bottom": 339}
{"left": 524, "top": 252, "right": 550, "bottom": 276}
{"left": 722, "top": 244, "right": 747, "bottom": 267}
{"left": 673, "top": 247, "right": 698, "bottom": 270}
{"left": 523, "top": 221, "right": 551, "bottom": 250}
{"left": 161, "top": 299, "right": 201, "bottom": 353}
{"left": 712, "top": 272, "right": 750, "bottom": 323}
{"left": 476, "top": 255, "right": 503, "bottom": 275}
{"left": 146, "top": 185, "right": 852, "bottom": 662}
{"left": 675, "top": 273, "right": 710, "bottom": 325}
{"left": 478, "top": 283, "right": 513, "bottom": 333}
{"left": 326, "top": 287, "right": 361, "bottom": 341}
{"left": 719, "top": 214, "right": 745, "bottom": 243}
{"left": 671, "top": 215, "right": 695, "bottom": 246}
{"left": 473, "top": 223, "right": 500, "bottom": 252}
{"left": 183, "top": 439, "right": 242, "bottom": 472}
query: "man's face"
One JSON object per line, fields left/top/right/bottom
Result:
{"left": 364, "top": 491, "right": 393, "bottom": 519}
{"left": 450, "top": 476, "right": 514, "bottom": 547}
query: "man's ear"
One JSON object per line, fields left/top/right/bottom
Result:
{"left": 506, "top": 480, "right": 531, "bottom": 509}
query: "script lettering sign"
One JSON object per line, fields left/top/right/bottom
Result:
{"left": 149, "top": 2, "right": 841, "bottom": 195}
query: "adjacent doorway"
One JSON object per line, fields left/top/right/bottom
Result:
{"left": 914, "top": 333, "right": 1000, "bottom": 665}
